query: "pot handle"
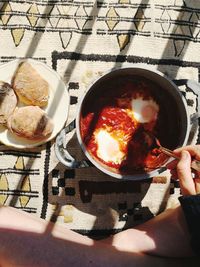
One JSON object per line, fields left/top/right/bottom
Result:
{"left": 55, "top": 119, "right": 92, "bottom": 168}
{"left": 173, "top": 79, "right": 200, "bottom": 122}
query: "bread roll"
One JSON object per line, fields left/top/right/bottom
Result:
{"left": 7, "top": 106, "right": 53, "bottom": 140}
{"left": 0, "top": 81, "right": 17, "bottom": 124}
{"left": 12, "top": 62, "right": 49, "bottom": 107}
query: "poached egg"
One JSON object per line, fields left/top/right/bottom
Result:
{"left": 93, "top": 96, "right": 159, "bottom": 165}
{"left": 95, "top": 129, "right": 125, "bottom": 165}
{"left": 131, "top": 97, "right": 159, "bottom": 123}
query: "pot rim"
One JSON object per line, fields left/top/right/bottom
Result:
{"left": 76, "top": 65, "right": 190, "bottom": 180}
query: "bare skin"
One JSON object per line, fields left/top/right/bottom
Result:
{"left": 108, "top": 145, "right": 200, "bottom": 257}
{"left": 0, "top": 145, "right": 200, "bottom": 266}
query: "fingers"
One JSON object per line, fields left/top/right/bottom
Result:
{"left": 176, "top": 150, "right": 196, "bottom": 195}
{"left": 174, "top": 145, "right": 200, "bottom": 160}
{"left": 167, "top": 145, "right": 200, "bottom": 195}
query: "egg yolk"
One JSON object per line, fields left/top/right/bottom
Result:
{"left": 131, "top": 98, "right": 159, "bottom": 123}
{"left": 80, "top": 82, "right": 163, "bottom": 172}
{"left": 95, "top": 129, "right": 125, "bottom": 164}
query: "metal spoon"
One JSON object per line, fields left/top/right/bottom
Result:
{"left": 145, "top": 131, "right": 200, "bottom": 172}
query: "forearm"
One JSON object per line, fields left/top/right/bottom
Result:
{"left": 1, "top": 206, "right": 190, "bottom": 267}
{"left": 0, "top": 206, "right": 173, "bottom": 267}
{"left": 0, "top": 206, "right": 197, "bottom": 266}
{"left": 0, "top": 205, "right": 93, "bottom": 246}
{"left": 0, "top": 206, "right": 93, "bottom": 266}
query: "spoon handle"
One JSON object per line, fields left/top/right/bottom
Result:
{"left": 159, "top": 146, "right": 200, "bottom": 172}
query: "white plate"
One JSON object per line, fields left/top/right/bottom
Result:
{"left": 0, "top": 59, "right": 70, "bottom": 148}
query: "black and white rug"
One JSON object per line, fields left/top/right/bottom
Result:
{"left": 0, "top": 0, "right": 200, "bottom": 238}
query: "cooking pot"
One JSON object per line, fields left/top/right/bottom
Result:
{"left": 55, "top": 65, "right": 200, "bottom": 180}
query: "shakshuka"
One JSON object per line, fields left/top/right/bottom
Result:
{"left": 80, "top": 77, "right": 171, "bottom": 174}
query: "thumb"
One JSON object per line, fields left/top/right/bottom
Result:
{"left": 177, "top": 150, "right": 195, "bottom": 195}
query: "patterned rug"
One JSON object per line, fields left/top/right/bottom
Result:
{"left": 0, "top": 0, "right": 200, "bottom": 238}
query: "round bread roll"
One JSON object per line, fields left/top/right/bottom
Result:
{"left": 7, "top": 106, "right": 54, "bottom": 140}
{"left": 0, "top": 81, "right": 17, "bottom": 125}
{"left": 12, "top": 62, "right": 49, "bottom": 107}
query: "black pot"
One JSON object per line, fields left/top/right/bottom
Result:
{"left": 55, "top": 66, "right": 200, "bottom": 180}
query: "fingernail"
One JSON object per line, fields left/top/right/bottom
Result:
{"left": 181, "top": 150, "right": 188, "bottom": 159}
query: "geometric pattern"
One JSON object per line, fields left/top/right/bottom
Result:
{"left": 0, "top": 0, "right": 199, "bottom": 54}
{"left": 1, "top": 0, "right": 200, "bottom": 238}
{"left": 0, "top": 149, "right": 40, "bottom": 214}
{"left": 46, "top": 51, "right": 200, "bottom": 236}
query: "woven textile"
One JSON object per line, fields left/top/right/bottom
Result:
{"left": 0, "top": 0, "right": 200, "bottom": 237}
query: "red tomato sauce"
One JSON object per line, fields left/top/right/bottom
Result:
{"left": 80, "top": 77, "right": 175, "bottom": 174}
{"left": 81, "top": 106, "right": 136, "bottom": 169}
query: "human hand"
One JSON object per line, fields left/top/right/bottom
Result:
{"left": 167, "top": 145, "right": 200, "bottom": 196}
